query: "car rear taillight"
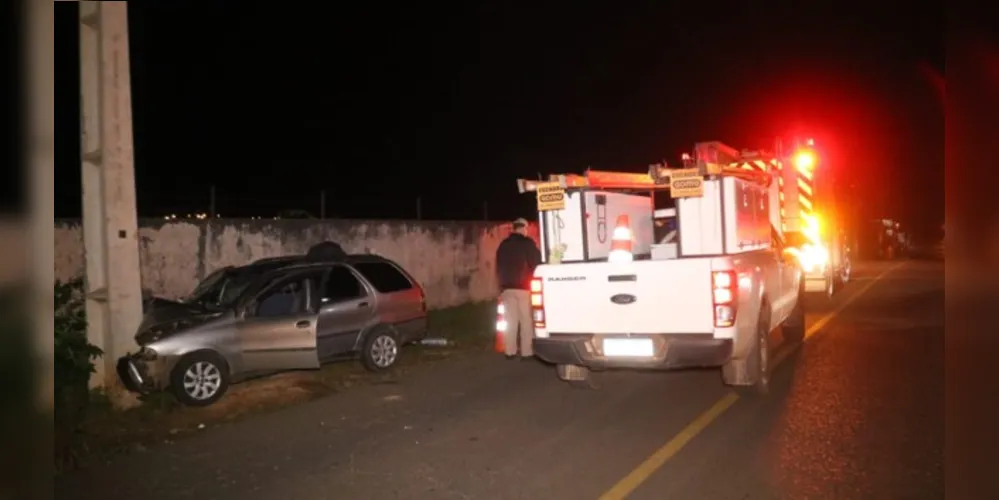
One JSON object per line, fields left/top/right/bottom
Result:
{"left": 530, "top": 277, "right": 546, "bottom": 328}
{"left": 712, "top": 270, "right": 738, "bottom": 328}
{"left": 418, "top": 287, "right": 427, "bottom": 313}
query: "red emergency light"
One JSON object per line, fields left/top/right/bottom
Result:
{"left": 793, "top": 150, "right": 817, "bottom": 171}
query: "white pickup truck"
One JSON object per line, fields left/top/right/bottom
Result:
{"left": 518, "top": 151, "right": 805, "bottom": 394}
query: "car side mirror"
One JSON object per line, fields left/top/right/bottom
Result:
{"left": 239, "top": 302, "right": 255, "bottom": 318}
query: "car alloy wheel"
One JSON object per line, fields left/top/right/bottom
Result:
{"left": 183, "top": 361, "right": 222, "bottom": 401}
{"left": 369, "top": 335, "right": 398, "bottom": 368}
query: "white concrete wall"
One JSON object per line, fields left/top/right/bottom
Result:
{"left": 54, "top": 219, "right": 539, "bottom": 308}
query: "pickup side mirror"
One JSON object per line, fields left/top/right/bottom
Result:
{"left": 780, "top": 250, "right": 798, "bottom": 266}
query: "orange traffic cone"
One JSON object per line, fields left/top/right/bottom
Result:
{"left": 494, "top": 300, "right": 507, "bottom": 354}
{"left": 608, "top": 214, "right": 633, "bottom": 263}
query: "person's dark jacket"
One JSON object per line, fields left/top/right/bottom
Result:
{"left": 495, "top": 233, "right": 542, "bottom": 290}
{"left": 306, "top": 241, "right": 347, "bottom": 261}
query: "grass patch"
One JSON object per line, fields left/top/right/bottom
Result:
{"left": 58, "top": 300, "right": 496, "bottom": 474}
{"left": 427, "top": 300, "right": 495, "bottom": 347}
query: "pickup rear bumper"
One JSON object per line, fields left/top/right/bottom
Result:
{"left": 533, "top": 334, "right": 732, "bottom": 370}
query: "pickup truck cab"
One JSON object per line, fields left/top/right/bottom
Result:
{"left": 514, "top": 154, "right": 805, "bottom": 394}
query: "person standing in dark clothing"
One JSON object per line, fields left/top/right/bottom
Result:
{"left": 495, "top": 218, "right": 542, "bottom": 359}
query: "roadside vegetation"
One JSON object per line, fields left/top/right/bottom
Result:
{"left": 53, "top": 279, "right": 495, "bottom": 473}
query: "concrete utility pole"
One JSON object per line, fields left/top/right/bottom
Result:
{"left": 78, "top": 1, "right": 144, "bottom": 397}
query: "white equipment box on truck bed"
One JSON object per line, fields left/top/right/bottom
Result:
{"left": 512, "top": 142, "right": 806, "bottom": 394}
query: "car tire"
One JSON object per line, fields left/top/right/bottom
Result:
{"left": 723, "top": 301, "right": 771, "bottom": 396}
{"left": 361, "top": 329, "right": 400, "bottom": 372}
{"left": 169, "top": 351, "right": 230, "bottom": 407}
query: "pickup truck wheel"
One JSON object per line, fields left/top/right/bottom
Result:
{"left": 169, "top": 351, "right": 230, "bottom": 407}
{"left": 723, "top": 303, "right": 771, "bottom": 396}
{"left": 782, "top": 284, "right": 806, "bottom": 344}
{"left": 840, "top": 258, "right": 852, "bottom": 284}
{"left": 556, "top": 364, "right": 597, "bottom": 389}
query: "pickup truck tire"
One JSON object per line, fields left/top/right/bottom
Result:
{"left": 557, "top": 364, "right": 597, "bottom": 389}
{"left": 782, "top": 282, "right": 806, "bottom": 344}
{"left": 840, "top": 257, "right": 852, "bottom": 284}
{"left": 722, "top": 301, "right": 771, "bottom": 396}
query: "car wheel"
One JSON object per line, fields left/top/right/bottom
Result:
{"left": 169, "top": 351, "right": 230, "bottom": 407}
{"left": 361, "top": 330, "right": 399, "bottom": 372}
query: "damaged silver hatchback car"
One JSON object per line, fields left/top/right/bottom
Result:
{"left": 117, "top": 254, "right": 428, "bottom": 406}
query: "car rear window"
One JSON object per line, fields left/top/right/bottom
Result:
{"left": 352, "top": 261, "right": 414, "bottom": 294}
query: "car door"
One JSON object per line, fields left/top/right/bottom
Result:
{"left": 237, "top": 270, "right": 323, "bottom": 372}
{"left": 315, "top": 264, "right": 376, "bottom": 359}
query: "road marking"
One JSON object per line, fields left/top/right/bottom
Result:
{"left": 596, "top": 392, "right": 739, "bottom": 500}
{"left": 597, "top": 262, "right": 906, "bottom": 500}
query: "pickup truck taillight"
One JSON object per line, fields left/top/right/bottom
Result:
{"left": 712, "top": 270, "right": 738, "bottom": 328}
{"left": 530, "top": 277, "right": 546, "bottom": 328}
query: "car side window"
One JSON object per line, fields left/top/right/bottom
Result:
{"left": 323, "top": 266, "right": 366, "bottom": 305}
{"left": 254, "top": 276, "right": 308, "bottom": 318}
{"left": 352, "top": 261, "right": 414, "bottom": 294}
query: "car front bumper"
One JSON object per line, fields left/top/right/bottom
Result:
{"left": 116, "top": 354, "right": 169, "bottom": 394}
{"left": 533, "top": 334, "right": 733, "bottom": 370}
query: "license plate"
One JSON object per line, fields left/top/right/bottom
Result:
{"left": 602, "top": 338, "right": 654, "bottom": 357}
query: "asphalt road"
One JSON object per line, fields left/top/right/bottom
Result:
{"left": 55, "top": 259, "right": 943, "bottom": 500}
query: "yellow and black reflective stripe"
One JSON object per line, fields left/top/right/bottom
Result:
{"left": 796, "top": 162, "right": 814, "bottom": 218}
{"left": 732, "top": 160, "right": 769, "bottom": 173}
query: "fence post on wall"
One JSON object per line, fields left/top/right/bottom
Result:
{"left": 209, "top": 185, "right": 216, "bottom": 218}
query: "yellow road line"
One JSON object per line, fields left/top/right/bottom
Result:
{"left": 597, "top": 392, "right": 739, "bottom": 500}
{"left": 597, "top": 262, "right": 906, "bottom": 500}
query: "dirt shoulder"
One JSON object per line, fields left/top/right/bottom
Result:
{"left": 58, "top": 301, "right": 494, "bottom": 473}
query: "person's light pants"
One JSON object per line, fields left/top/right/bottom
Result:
{"left": 500, "top": 289, "right": 534, "bottom": 356}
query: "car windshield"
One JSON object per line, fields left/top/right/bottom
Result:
{"left": 188, "top": 266, "right": 272, "bottom": 310}
{"left": 216, "top": 271, "right": 262, "bottom": 308}
{"left": 186, "top": 268, "right": 230, "bottom": 307}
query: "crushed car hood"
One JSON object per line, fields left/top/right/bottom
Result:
{"left": 135, "top": 299, "right": 223, "bottom": 345}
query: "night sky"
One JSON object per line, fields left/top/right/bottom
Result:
{"left": 54, "top": 3, "right": 943, "bottom": 237}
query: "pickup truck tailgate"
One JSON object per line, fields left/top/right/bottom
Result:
{"left": 536, "top": 259, "right": 715, "bottom": 334}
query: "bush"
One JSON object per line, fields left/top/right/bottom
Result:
{"left": 54, "top": 279, "right": 101, "bottom": 387}
{"left": 53, "top": 278, "right": 103, "bottom": 469}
